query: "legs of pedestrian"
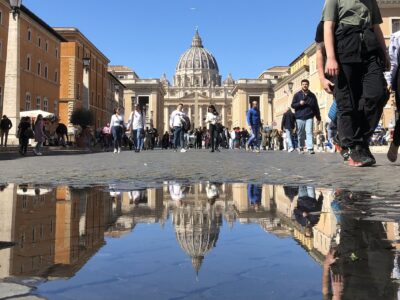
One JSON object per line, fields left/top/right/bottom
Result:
{"left": 285, "top": 129, "right": 294, "bottom": 152}
{"left": 136, "top": 128, "right": 143, "bottom": 152}
{"left": 0, "top": 130, "right": 3, "bottom": 146}
{"left": 305, "top": 118, "right": 314, "bottom": 154}
{"left": 3, "top": 130, "right": 8, "bottom": 147}
{"left": 179, "top": 128, "right": 186, "bottom": 152}
{"left": 388, "top": 89, "right": 400, "bottom": 162}
{"left": 296, "top": 120, "right": 306, "bottom": 153}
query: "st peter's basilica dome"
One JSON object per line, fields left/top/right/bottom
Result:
{"left": 174, "top": 30, "right": 222, "bottom": 88}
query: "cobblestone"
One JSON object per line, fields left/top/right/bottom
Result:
{"left": 0, "top": 149, "right": 398, "bottom": 195}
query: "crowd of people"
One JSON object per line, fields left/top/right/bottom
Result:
{"left": 11, "top": 0, "right": 400, "bottom": 168}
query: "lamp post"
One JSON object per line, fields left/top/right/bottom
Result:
{"left": 3, "top": 0, "right": 22, "bottom": 144}
{"left": 82, "top": 56, "right": 90, "bottom": 110}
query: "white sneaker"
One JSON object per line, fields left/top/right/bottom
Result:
{"left": 180, "top": 148, "right": 187, "bottom": 153}
{"left": 113, "top": 149, "right": 117, "bottom": 154}
{"left": 288, "top": 148, "right": 294, "bottom": 153}
{"left": 37, "top": 152, "right": 43, "bottom": 156}
{"left": 33, "top": 149, "right": 37, "bottom": 155}
{"left": 118, "top": 149, "right": 121, "bottom": 154}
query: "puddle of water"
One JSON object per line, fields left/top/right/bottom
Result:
{"left": 0, "top": 183, "right": 399, "bottom": 299}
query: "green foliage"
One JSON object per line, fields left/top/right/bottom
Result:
{"left": 70, "top": 108, "right": 94, "bottom": 129}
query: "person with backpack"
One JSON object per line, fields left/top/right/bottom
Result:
{"left": 323, "top": 0, "right": 390, "bottom": 166}
{"left": 169, "top": 103, "right": 187, "bottom": 152}
{"left": 246, "top": 101, "right": 262, "bottom": 152}
{"left": 386, "top": 30, "right": 400, "bottom": 162}
{"left": 17, "top": 117, "right": 32, "bottom": 156}
{"left": 205, "top": 104, "right": 221, "bottom": 152}
{"left": 281, "top": 108, "right": 296, "bottom": 152}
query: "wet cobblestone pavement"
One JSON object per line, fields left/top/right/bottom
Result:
{"left": 1, "top": 182, "right": 400, "bottom": 299}
{"left": 0, "top": 150, "right": 399, "bottom": 195}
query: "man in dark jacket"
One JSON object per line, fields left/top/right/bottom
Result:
{"left": 291, "top": 79, "right": 321, "bottom": 154}
{"left": 246, "top": 101, "right": 261, "bottom": 152}
{"left": 281, "top": 108, "right": 296, "bottom": 152}
{"left": 0, "top": 115, "right": 12, "bottom": 147}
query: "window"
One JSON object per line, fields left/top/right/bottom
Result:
{"left": 28, "top": 29, "right": 32, "bottom": 41}
{"left": 43, "top": 98, "right": 48, "bottom": 111}
{"left": 38, "top": 37, "right": 41, "bottom": 48}
{"left": 0, "top": 10, "right": 3, "bottom": 25}
{"left": 54, "top": 70, "right": 58, "bottom": 82}
{"left": 55, "top": 48, "right": 59, "bottom": 58}
{"left": 44, "top": 65, "right": 48, "bottom": 79}
{"left": 26, "top": 55, "right": 31, "bottom": 71}
{"left": 54, "top": 99, "right": 58, "bottom": 114}
{"left": 0, "top": 40, "right": 2, "bottom": 59}
{"left": 45, "top": 41, "right": 48, "bottom": 52}
{"left": 36, "top": 97, "right": 41, "bottom": 110}
{"left": 0, "top": 86, "right": 2, "bottom": 114}
{"left": 393, "top": 19, "right": 400, "bottom": 34}
{"left": 37, "top": 61, "right": 41, "bottom": 76}
{"left": 25, "top": 94, "right": 31, "bottom": 111}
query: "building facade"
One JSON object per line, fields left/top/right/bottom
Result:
{"left": 55, "top": 27, "right": 110, "bottom": 132}
{"left": 0, "top": 0, "right": 64, "bottom": 142}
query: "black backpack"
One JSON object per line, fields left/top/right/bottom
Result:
{"left": 181, "top": 116, "right": 191, "bottom": 132}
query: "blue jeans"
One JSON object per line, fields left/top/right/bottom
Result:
{"left": 112, "top": 126, "right": 122, "bottom": 150}
{"left": 285, "top": 129, "right": 294, "bottom": 149}
{"left": 247, "top": 126, "right": 260, "bottom": 148}
{"left": 136, "top": 128, "right": 144, "bottom": 150}
{"left": 173, "top": 126, "right": 184, "bottom": 149}
{"left": 296, "top": 119, "right": 314, "bottom": 150}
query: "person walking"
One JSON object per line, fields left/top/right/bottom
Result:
{"left": 169, "top": 103, "right": 187, "bottom": 152}
{"left": 17, "top": 117, "right": 32, "bottom": 156}
{"left": 0, "top": 115, "right": 12, "bottom": 147}
{"left": 246, "top": 101, "right": 262, "bottom": 152}
{"left": 33, "top": 114, "right": 45, "bottom": 156}
{"left": 110, "top": 107, "right": 124, "bottom": 154}
{"left": 205, "top": 105, "right": 221, "bottom": 152}
{"left": 291, "top": 79, "right": 321, "bottom": 154}
{"left": 323, "top": 0, "right": 389, "bottom": 166}
{"left": 127, "top": 105, "right": 145, "bottom": 153}
{"left": 386, "top": 30, "right": 400, "bottom": 162}
{"left": 281, "top": 108, "right": 296, "bottom": 152}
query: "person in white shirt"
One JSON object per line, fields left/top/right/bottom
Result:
{"left": 386, "top": 30, "right": 400, "bottom": 162}
{"left": 205, "top": 105, "right": 221, "bottom": 152}
{"left": 229, "top": 128, "right": 236, "bottom": 149}
{"left": 169, "top": 183, "right": 186, "bottom": 201}
{"left": 127, "top": 105, "right": 145, "bottom": 153}
{"left": 206, "top": 182, "right": 219, "bottom": 203}
{"left": 169, "top": 103, "right": 186, "bottom": 152}
{"left": 110, "top": 107, "right": 124, "bottom": 154}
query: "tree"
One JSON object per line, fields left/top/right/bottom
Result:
{"left": 70, "top": 108, "right": 94, "bottom": 129}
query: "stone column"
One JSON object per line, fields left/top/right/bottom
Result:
{"left": 0, "top": 184, "right": 16, "bottom": 278}
{"left": 188, "top": 106, "right": 192, "bottom": 121}
{"left": 221, "top": 106, "right": 226, "bottom": 126}
{"left": 164, "top": 106, "right": 169, "bottom": 132}
{"left": 3, "top": 12, "right": 21, "bottom": 144}
{"left": 194, "top": 91, "right": 199, "bottom": 128}
{"left": 199, "top": 106, "right": 203, "bottom": 128}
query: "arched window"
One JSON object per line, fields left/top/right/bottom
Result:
{"left": 45, "top": 41, "right": 49, "bottom": 52}
{"left": 43, "top": 98, "right": 48, "bottom": 111}
{"left": 28, "top": 29, "right": 32, "bottom": 41}
{"left": 25, "top": 93, "right": 31, "bottom": 111}
{"left": 36, "top": 96, "right": 41, "bottom": 110}
{"left": 37, "top": 61, "right": 41, "bottom": 76}
{"left": 26, "top": 55, "right": 31, "bottom": 71}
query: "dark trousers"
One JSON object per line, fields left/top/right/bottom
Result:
{"left": 209, "top": 124, "right": 220, "bottom": 150}
{"left": 112, "top": 126, "right": 122, "bottom": 150}
{"left": 173, "top": 126, "right": 184, "bottom": 149}
{"left": 335, "top": 55, "right": 388, "bottom": 148}
{"left": 19, "top": 135, "right": 28, "bottom": 154}
{"left": 1, "top": 130, "right": 9, "bottom": 146}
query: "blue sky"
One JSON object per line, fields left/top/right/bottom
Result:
{"left": 23, "top": 0, "right": 325, "bottom": 80}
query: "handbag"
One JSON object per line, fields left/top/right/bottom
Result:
{"left": 26, "top": 128, "right": 35, "bottom": 138}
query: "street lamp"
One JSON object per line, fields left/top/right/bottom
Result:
{"left": 288, "top": 82, "right": 294, "bottom": 94}
{"left": 83, "top": 56, "right": 91, "bottom": 71}
{"left": 10, "top": 0, "right": 22, "bottom": 18}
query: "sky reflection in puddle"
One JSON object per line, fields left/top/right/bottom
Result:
{"left": 0, "top": 183, "right": 399, "bottom": 300}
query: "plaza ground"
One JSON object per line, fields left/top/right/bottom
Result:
{"left": 0, "top": 149, "right": 398, "bottom": 196}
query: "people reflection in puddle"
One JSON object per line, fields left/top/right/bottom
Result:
{"left": 206, "top": 182, "right": 220, "bottom": 206}
{"left": 322, "top": 190, "right": 397, "bottom": 300}
{"left": 247, "top": 184, "right": 262, "bottom": 211}
{"left": 169, "top": 182, "right": 189, "bottom": 205}
{"left": 294, "top": 186, "right": 323, "bottom": 237}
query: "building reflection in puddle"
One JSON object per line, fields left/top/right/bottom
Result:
{"left": 0, "top": 183, "right": 399, "bottom": 298}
